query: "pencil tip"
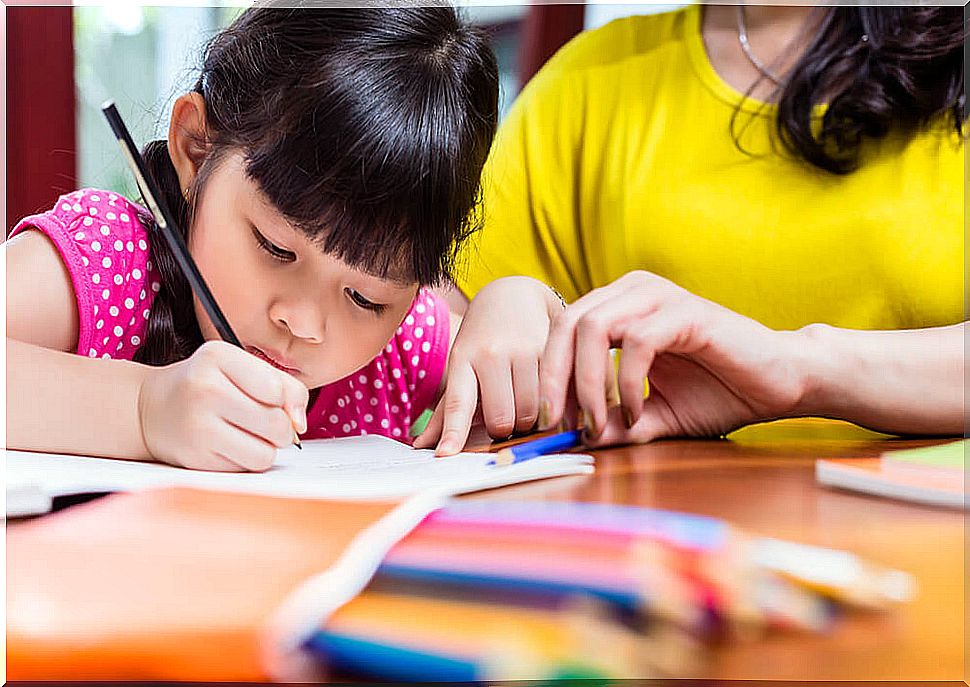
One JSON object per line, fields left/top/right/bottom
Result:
{"left": 492, "top": 448, "right": 514, "bottom": 467}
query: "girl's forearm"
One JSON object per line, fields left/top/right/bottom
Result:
{"left": 6, "top": 338, "right": 153, "bottom": 459}
{"left": 793, "top": 322, "right": 965, "bottom": 435}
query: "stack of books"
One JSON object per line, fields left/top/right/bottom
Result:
{"left": 817, "top": 439, "right": 965, "bottom": 509}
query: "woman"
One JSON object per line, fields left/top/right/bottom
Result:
{"left": 415, "top": 4, "right": 964, "bottom": 453}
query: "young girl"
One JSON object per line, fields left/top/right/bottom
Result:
{"left": 6, "top": 6, "right": 503, "bottom": 471}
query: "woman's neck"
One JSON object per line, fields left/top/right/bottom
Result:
{"left": 702, "top": 4, "right": 826, "bottom": 102}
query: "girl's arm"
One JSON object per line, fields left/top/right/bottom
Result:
{"left": 434, "top": 281, "right": 470, "bottom": 317}
{"left": 6, "top": 230, "right": 307, "bottom": 469}
{"left": 6, "top": 230, "right": 152, "bottom": 458}
{"left": 7, "top": 338, "right": 152, "bottom": 458}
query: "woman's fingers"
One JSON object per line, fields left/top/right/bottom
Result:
{"left": 539, "top": 285, "right": 622, "bottom": 429}
{"left": 570, "top": 292, "right": 661, "bottom": 438}
{"left": 615, "top": 309, "right": 688, "bottom": 429}
{"left": 573, "top": 319, "right": 613, "bottom": 438}
{"left": 587, "top": 308, "right": 705, "bottom": 446}
{"left": 616, "top": 344, "right": 650, "bottom": 429}
{"left": 584, "top": 400, "right": 669, "bottom": 448}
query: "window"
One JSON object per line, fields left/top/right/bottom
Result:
{"left": 74, "top": 5, "right": 525, "bottom": 195}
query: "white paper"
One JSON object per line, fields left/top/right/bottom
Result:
{"left": 5, "top": 434, "right": 594, "bottom": 503}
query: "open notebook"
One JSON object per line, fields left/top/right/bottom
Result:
{"left": 6, "top": 434, "right": 594, "bottom": 514}
{"left": 8, "top": 436, "right": 594, "bottom": 680}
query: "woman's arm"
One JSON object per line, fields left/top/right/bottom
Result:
{"left": 796, "top": 322, "right": 965, "bottom": 435}
{"left": 538, "top": 270, "right": 964, "bottom": 447}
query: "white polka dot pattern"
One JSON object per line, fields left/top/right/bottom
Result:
{"left": 10, "top": 188, "right": 159, "bottom": 361}
{"left": 303, "top": 287, "right": 449, "bottom": 445}
{"left": 12, "top": 189, "right": 449, "bottom": 447}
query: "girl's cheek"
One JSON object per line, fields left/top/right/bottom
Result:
{"left": 307, "top": 321, "right": 386, "bottom": 385}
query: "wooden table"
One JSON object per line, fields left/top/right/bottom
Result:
{"left": 469, "top": 419, "right": 967, "bottom": 682}
{"left": 7, "top": 419, "right": 965, "bottom": 683}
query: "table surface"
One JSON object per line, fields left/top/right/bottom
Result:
{"left": 8, "top": 419, "right": 965, "bottom": 682}
{"left": 468, "top": 419, "right": 967, "bottom": 682}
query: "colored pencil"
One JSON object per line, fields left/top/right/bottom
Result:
{"left": 490, "top": 430, "right": 583, "bottom": 466}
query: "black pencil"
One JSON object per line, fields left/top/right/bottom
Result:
{"left": 101, "top": 100, "right": 302, "bottom": 450}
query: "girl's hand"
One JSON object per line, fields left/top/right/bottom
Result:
{"left": 540, "top": 270, "right": 809, "bottom": 446}
{"left": 138, "top": 341, "right": 309, "bottom": 471}
{"left": 414, "top": 276, "right": 562, "bottom": 456}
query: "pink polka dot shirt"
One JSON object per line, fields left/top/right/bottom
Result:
{"left": 11, "top": 189, "right": 450, "bottom": 445}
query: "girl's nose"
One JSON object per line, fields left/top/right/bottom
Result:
{"left": 271, "top": 302, "right": 326, "bottom": 344}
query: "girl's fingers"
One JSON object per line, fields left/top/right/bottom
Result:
{"left": 474, "top": 357, "right": 516, "bottom": 440}
{"left": 188, "top": 452, "right": 251, "bottom": 473}
{"left": 411, "top": 403, "right": 445, "bottom": 449}
{"left": 218, "top": 382, "right": 298, "bottom": 449}
{"left": 206, "top": 342, "right": 309, "bottom": 431}
{"left": 210, "top": 419, "right": 279, "bottom": 472}
{"left": 511, "top": 354, "right": 540, "bottom": 434}
{"left": 432, "top": 363, "right": 479, "bottom": 456}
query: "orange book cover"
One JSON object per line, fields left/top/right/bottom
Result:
{"left": 6, "top": 486, "right": 441, "bottom": 681}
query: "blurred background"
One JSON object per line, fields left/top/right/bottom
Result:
{"left": 6, "top": 3, "right": 682, "bottom": 232}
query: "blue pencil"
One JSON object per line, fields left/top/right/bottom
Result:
{"left": 490, "top": 430, "right": 583, "bottom": 467}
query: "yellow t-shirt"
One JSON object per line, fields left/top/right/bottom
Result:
{"left": 456, "top": 5, "right": 964, "bottom": 331}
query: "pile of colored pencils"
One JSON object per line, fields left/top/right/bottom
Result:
{"left": 305, "top": 501, "right": 913, "bottom": 680}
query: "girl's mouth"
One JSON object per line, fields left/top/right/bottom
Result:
{"left": 246, "top": 346, "right": 301, "bottom": 375}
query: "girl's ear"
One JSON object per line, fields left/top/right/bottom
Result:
{"left": 168, "top": 92, "right": 210, "bottom": 192}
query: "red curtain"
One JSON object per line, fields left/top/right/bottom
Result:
{"left": 6, "top": 7, "right": 76, "bottom": 233}
{"left": 517, "top": 3, "right": 585, "bottom": 90}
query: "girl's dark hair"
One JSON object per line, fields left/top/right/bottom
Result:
{"left": 739, "top": 6, "right": 965, "bottom": 174}
{"left": 135, "top": 5, "right": 499, "bottom": 366}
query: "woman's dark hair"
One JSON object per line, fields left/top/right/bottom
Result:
{"left": 738, "top": 6, "right": 965, "bottom": 174}
{"left": 135, "top": 4, "right": 499, "bottom": 366}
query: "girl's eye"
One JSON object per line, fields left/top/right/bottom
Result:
{"left": 253, "top": 228, "right": 296, "bottom": 263}
{"left": 345, "top": 288, "right": 388, "bottom": 315}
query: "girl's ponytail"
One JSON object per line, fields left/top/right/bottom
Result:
{"left": 131, "top": 140, "right": 203, "bottom": 366}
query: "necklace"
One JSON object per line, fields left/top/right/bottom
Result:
{"left": 736, "top": 5, "right": 782, "bottom": 85}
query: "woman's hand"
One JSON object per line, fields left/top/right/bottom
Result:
{"left": 138, "top": 341, "right": 309, "bottom": 471}
{"left": 540, "top": 270, "right": 810, "bottom": 446}
{"left": 413, "top": 276, "right": 563, "bottom": 455}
